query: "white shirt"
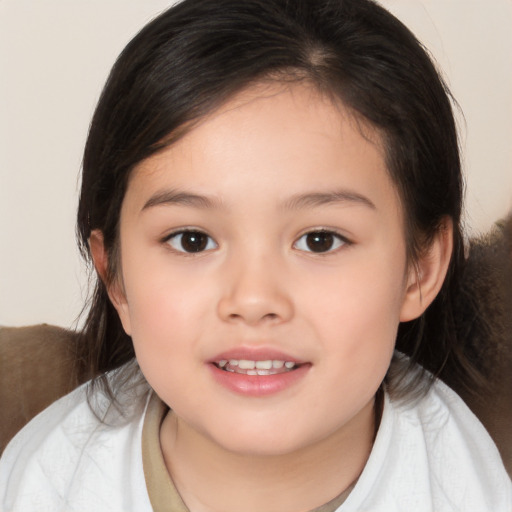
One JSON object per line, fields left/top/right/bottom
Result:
{"left": 1, "top": 370, "right": 510, "bottom": 511}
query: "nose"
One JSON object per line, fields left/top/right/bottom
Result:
{"left": 216, "top": 253, "right": 294, "bottom": 326}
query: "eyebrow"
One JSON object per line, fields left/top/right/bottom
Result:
{"left": 141, "top": 187, "right": 376, "bottom": 213}
{"left": 142, "top": 189, "right": 224, "bottom": 211}
{"left": 282, "top": 190, "right": 376, "bottom": 211}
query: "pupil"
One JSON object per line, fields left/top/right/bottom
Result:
{"left": 306, "top": 232, "right": 334, "bottom": 252}
{"left": 182, "top": 232, "right": 207, "bottom": 252}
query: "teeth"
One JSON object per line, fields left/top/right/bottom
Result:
{"left": 238, "top": 360, "right": 256, "bottom": 370}
{"left": 217, "top": 359, "right": 297, "bottom": 373}
{"left": 255, "top": 360, "right": 272, "bottom": 370}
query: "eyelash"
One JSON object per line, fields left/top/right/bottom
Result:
{"left": 293, "top": 229, "right": 351, "bottom": 254}
{"left": 163, "top": 229, "right": 218, "bottom": 254}
{"left": 162, "top": 228, "right": 351, "bottom": 255}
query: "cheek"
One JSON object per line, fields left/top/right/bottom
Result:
{"left": 311, "top": 271, "right": 403, "bottom": 406}
{"left": 307, "top": 252, "right": 406, "bottom": 324}
{"left": 301, "top": 249, "right": 407, "bottom": 373}
{"left": 126, "top": 292, "right": 202, "bottom": 399}
{"left": 120, "top": 258, "right": 213, "bottom": 378}
{"left": 123, "top": 246, "right": 211, "bottom": 325}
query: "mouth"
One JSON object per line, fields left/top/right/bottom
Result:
{"left": 208, "top": 351, "right": 310, "bottom": 396}
{"left": 208, "top": 348, "right": 309, "bottom": 395}
{"left": 214, "top": 359, "right": 300, "bottom": 376}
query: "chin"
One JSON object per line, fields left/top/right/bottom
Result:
{"left": 203, "top": 419, "right": 328, "bottom": 458}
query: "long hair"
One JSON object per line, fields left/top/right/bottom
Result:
{"left": 76, "top": 0, "right": 477, "bottom": 403}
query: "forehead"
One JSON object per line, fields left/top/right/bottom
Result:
{"left": 125, "top": 81, "right": 400, "bottom": 218}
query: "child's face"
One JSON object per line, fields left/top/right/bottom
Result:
{"left": 113, "top": 83, "right": 414, "bottom": 456}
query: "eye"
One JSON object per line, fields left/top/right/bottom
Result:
{"left": 293, "top": 230, "right": 348, "bottom": 253}
{"left": 165, "top": 230, "right": 218, "bottom": 253}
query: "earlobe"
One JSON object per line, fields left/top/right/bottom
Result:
{"left": 400, "top": 219, "right": 453, "bottom": 322}
{"left": 88, "top": 230, "right": 132, "bottom": 335}
{"left": 89, "top": 230, "right": 109, "bottom": 284}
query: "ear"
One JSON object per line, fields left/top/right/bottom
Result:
{"left": 400, "top": 218, "right": 453, "bottom": 322}
{"left": 89, "top": 229, "right": 132, "bottom": 335}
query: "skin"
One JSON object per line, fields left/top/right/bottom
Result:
{"left": 91, "top": 82, "right": 452, "bottom": 512}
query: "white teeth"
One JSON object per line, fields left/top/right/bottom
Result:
{"left": 217, "top": 359, "right": 297, "bottom": 372}
{"left": 238, "top": 360, "right": 256, "bottom": 370}
{"left": 255, "top": 360, "right": 273, "bottom": 370}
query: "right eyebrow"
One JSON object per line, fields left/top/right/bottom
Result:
{"left": 281, "top": 190, "right": 377, "bottom": 212}
{"left": 141, "top": 188, "right": 224, "bottom": 212}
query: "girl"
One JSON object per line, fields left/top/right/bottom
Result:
{"left": 1, "top": 0, "right": 510, "bottom": 510}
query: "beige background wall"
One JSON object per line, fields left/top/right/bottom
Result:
{"left": 1, "top": 0, "right": 511, "bottom": 328}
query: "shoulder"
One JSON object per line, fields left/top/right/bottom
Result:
{"left": 344, "top": 377, "right": 512, "bottom": 511}
{"left": 0, "top": 375, "right": 153, "bottom": 511}
{"left": 395, "top": 379, "right": 507, "bottom": 473}
{"left": 407, "top": 380, "right": 512, "bottom": 508}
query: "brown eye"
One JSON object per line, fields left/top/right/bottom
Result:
{"left": 166, "top": 231, "right": 217, "bottom": 253}
{"left": 306, "top": 232, "right": 334, "bottom": 252}
{"left": 294, "top": 231, "right": 346, "bottom": 253}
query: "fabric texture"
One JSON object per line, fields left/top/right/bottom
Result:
{"left": 0, "top": 324, "right": 84, "bottom": 455}
{"left": 0, "top": 365, "right": 511, "bottom": 512}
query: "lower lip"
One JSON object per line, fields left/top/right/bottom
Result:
{"left": 208, "top": 363, "right": 310, "bottom": 397}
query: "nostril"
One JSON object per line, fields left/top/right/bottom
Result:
{"left": 223, "top": 310, "right": 283, "bottom": 326}
{"left": 228, "top": 312, "right": 278, "bottom": 322}
{"left": 217, "top": 291, "right": 294, "bottom": 325}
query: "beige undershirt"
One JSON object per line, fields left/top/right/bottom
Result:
{"left": 141, "top": 392, "right": 354, "bottom": 512}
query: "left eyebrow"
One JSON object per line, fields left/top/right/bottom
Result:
{"left": 281, "top": 190, "right": 377, "bottom": 211}
{"left": 141, "top": 188, "right": 224, "bottom": 212}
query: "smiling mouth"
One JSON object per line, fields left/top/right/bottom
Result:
{"left": 214, "top": 359, "right": 299, "bottom": 376}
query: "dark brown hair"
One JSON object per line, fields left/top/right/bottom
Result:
{"left": 76, "top": 0, "right": 479, "bottom": 402}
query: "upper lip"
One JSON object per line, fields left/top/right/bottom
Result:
{"left": 208, "top": 346, "right": 305, "bottom": 364}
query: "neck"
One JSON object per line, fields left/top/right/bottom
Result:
{"left": 160, "top": 399, "right": 376, "bottom": 512}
